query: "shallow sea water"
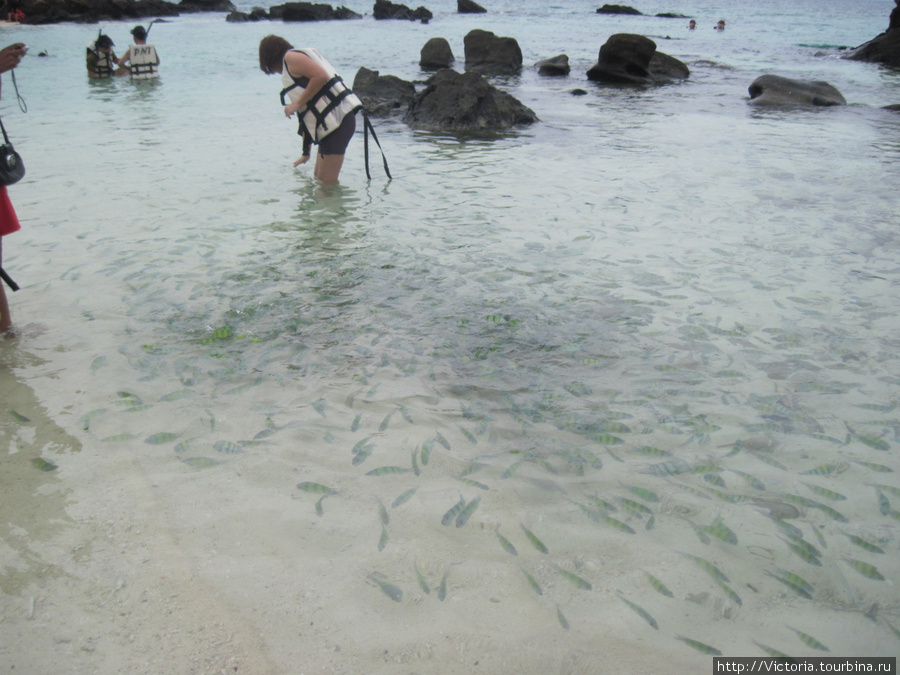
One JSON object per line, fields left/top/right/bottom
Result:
{"left": 2, "top": 0, "right": 900, "bottom": 671}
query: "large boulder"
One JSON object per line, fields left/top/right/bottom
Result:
{"left": 178, "top": 0, "right": 234, "bottom": 11}
{"left": 353, "top": 67, "right": 416, "bottom": 116}
{"left": 596, "top": 4, "right": 642, "bottom": 15}
{"left": 458, "top": 0, "right": 486, "bottom": 12}
{"left": 535, "top": 54, "right": 570, "bottom": 77}
{"left": 844, "top": 28, "right": 900, "bottom": 67}
{"left": 373, "top": 0, "right": 432, "bottom": 21}
{"left": 21, "top": 0, "right": 181, "bottom": 24}
{"left": 747, "top": 74, "right": 847, "bottom": 106}
{"left": 586, "top": 33, "right": 689, "bottom": 84}
{"left": 464, "top": 29, "right": 522, "bottom": 75}
{"left": 403, "top": 68, "right": 538, "bottom": 132}
{"left": 268, "top": 2, "right": 361, "bottom": 20}
{"left": 420, "top": 37, "right": 454, "bottom": 70}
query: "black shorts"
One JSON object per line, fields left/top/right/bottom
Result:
{"left": 318, "top": 111, "right": 357, "bottom": 156}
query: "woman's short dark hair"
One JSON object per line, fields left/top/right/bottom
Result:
{"left": 259, "top": 35, "right": 293, "bottom": 74}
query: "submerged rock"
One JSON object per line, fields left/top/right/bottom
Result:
{"left": 403, "top": 68, "right": 538, "bottom": 132}
{"left": 464, "top": 28, "right": 523, "bottom": 75}
{"left": 535, "top": 54, "right": 570, "bottom": 77}
{"left": 747, "top": 74, "right": 847, "bottom": 106}
{"left": 587, "top": 33, "right": 689, "bottom": 84}
{"left": 596, "top": 4, "right": 642, "bottom": 15}
{"left": 844, "top": 28, "right": 900, "bottom": 67}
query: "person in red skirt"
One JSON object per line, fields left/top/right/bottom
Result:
{"left": 0, "top": 43, "right": 26, "bottom": 334}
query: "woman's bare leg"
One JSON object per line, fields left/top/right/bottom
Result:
{"left": 314, "top": 153, "right": 346, "bottom": 183}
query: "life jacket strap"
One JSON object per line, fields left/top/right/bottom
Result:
{"left": 362, "top": 111, "right": 391, "bottom": 181}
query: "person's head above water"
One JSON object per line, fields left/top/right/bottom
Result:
{"left": 716, "top": 19, "right": 726, "bottom": 29}
{"left": 131, "top": 25, "right": 147, "bottom": 41}
{"left": 689, "top": 19, "right": 696, "bottom": 28}
{"left": 259, "top": 35, "right": 294, "bottom": 75}
{"left": 95, "top": 34, "right": 114, "bottom": 51}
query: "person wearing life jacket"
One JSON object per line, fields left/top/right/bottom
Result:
{"left": 86, "top": 34, "right": 120, "bottom": 79}
{"left": 118, "top": 25, "right": 160, "bottom": 80}
{"left": 258, "top": 34, "right": 362, "bottom": 183}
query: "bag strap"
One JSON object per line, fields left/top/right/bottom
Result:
{"left": 0, "top": 265, "right": 19, "bottom": 292}
{"left": 0, "top": 117, "right": 11, "bottom": 146}
{"left": 362, "top": 111, "right": 391, "bottom": 181}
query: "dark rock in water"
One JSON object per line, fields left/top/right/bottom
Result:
{"left": 747, "top": 74, "right": 847, "bottom": 106}
{"left": 353, "top": 67, "right": 416, "bottom": 116}
{"left": 178, "top": 0, "right": 234, "bottom": 12}
{"left": 844, "top": 27, "right": 900, "bottom": 67}
{"left": 586, "top": 33, "right": 689, "bottom": 84}
{"left": 403, "top": 68, "right": 538, "bottom": 132}
{"left": 883, "top": 103, "right": 900, "bottom": 111}
{"left": 374, "top": 0, "right": 433, "bottom": 22}
{"left": 268, "top": 2, "right": 361, "bottom": 20}
{"left": 596, "top": 4, "right": 643, "bottom": 15}
{"left": 458, "top": 0, "right": 486, "bottom": 13}
{"left": 420, "top": 37, "right": 454, "bottom": 70}
{"left": 226, "top": 9, "right": 253, "bottom": 20}
{"left": 535, "top": 54, "right": 570, "bottom": 77}
{"left": 230, "top": 5, "right": 269, "bottom": 19}
{"left": 464, "top": 28, "right": 523, "bottom": 75}
{"left": 570, "top": 88, "right": 588, "bottom": 96}
{"left": 21, "top": 0, "right": 182, "bottom": 24}
{"left": 656, "top": 12, "right": 689, "bottom": 18}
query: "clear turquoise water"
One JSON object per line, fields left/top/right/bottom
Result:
{"left": 2, "top": 0, "right": 899, "bottom": 670}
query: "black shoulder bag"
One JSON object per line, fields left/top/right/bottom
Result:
{"left": 0, "top": 116, "right": 25, "bottom": 186}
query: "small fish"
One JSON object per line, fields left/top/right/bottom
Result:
{"left": 368, "top": 574, "right": 402, "bottom": 602}
{"left": 875, "top": 489, "right": 890, "bottom": 516}
{"left": 855, "top": 433, "right": 890, "bottom": 451}
{"left": 10, "top": 409, "right": 30, "bottom": 423}
{"left": 501, "top": 460, "right": 525, "bottom": 479}
{"left": 618, "top": 594, "right": 658, "bottom": 629}
{"left": 801, "top": 482, "right": 847, "bottom": 501}
{"left": 297, "top": 481, "right": 337, "bottom": 495}
{"left": 686, "top": 519, "right": 711, "bottom": 545}
{"left": 435, "top": 432, "right": 451, "bottom": 450}
{"left": 781, "top": 536, "right": 822, "bottom": 566}
{"left": 420, "top": 438, "right": 434, "bottom": 465}
{"left": 102, "top": 433, "right": 135, "bottom": 442}
{"left": 618, "top": 497, "right": 653, "bottom": 518}
{"left": 145, "top": 432, "right": 179, "bottom": 445}
{"left": 456, "top": 477, "right": 489, "bottom": 490}
{"left": 378, "top": 525, "right": 389, "bottom": 551}
{"left": 315, "top": 496, "right": 325, "bottom": 516}
{"left": 391, "top": 487, "right": 417, "bottom": 509}
{"left": 765, "top": 568, "right": 814, "bottom": 599}
{"left": 731, "top": 469, "right": 766, "bottom": 491}
{"left": 702, "top": 517, "right": 738, "bottom": 545}
{"left": 843, "top": 533, "right": 885, "bottom": 554}
{"left": 378, "top": 501, "right": 389, "bottom": 526}
{"left": 754, "top": 642, "right": 793, "bottom": 658}
{"left": 497, "top": 532, "right": 518, "bottom": 556}
{"left": 853, "top": 460, "right": 893, "bottom": 473}
{"left": 377, "top": 410, "right": 395, "bottom": 433}
{"left": 554, "top": 564, "right": 592, "bottom": 590}
{"left": 213, "top": 440, "right": 242, "bottom": 454}
{"left": 350, "top": 413, "right": 362, "bottom": 432}
{"left": 676, "top": 635, "right": 722, "bottom": 656}
{"left": 592, "top": 433, "right": 623, "bottom": 445}
{"left": 715, "top": 579, "right": 742, "bottom": 606}
{"left": 521, "top": 568, "right": 543, "bottom": 595}
{"left": 634, "top": 446, "right": 673, "bottom": 458}
{"left": 556, "top": 604, "right": 570, "bottom": 630}
{"left": 438, "top": 568, "right": 449, "bottom": 601}
{"left": 79, "top": 408, "right": 107, "bottom": 430}
{"left": 31, "top": 457, "right": 58, "bottom": 472}
{"left": 787, "top": 626, "right": 829, "bottom": 652}
{"left": 414, "top": 563, "right": 430, "bottom": 594}
{"left": 310, "top": 397, "right": 327, "bottom": 417}
{"left": 644, "top": 571, "right": 674, "bottom": 598}
{"left": 843, "top": 558, "right": 885, "bottom": 581}
{"left": 400, "top": 407, "right": 414, "bottom": 424}
{"left": 456, "top": 496, "right": 481, "bottom": 527}
{"left": 520, "top": 524, "right": 549, "bottom": 553}
{"left": 801, "top": 462, "right": 848, "bottom": 477}
{"left": 182, "top": 457, "right": 221, "bottom": 469}
{"left": 598, "top": 513, "right": 636, "bottom": 535}
{"left": 702, "top": 473, "right": 727, "bottom": 488}
{"left": 441, "top": 496, "right": 466, "bottom": 526}
{"left": 680, "top": 553, "right": 730, "bottom": 583}
{"left": 365, "top": 466, "right": 411, "bottom": 476}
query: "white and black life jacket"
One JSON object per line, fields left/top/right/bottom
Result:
{"left": 279, "top": 48, "right": 362, "bottom": 144}
{"left": 129, "top": 44, "right": 159, "bottom": 80}
{"left": 87, "top": 42, "right": 115, "bottom": 78}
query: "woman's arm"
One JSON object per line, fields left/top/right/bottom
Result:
{"left": 282, "top": 51, "right": 330, "bottom": 118}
